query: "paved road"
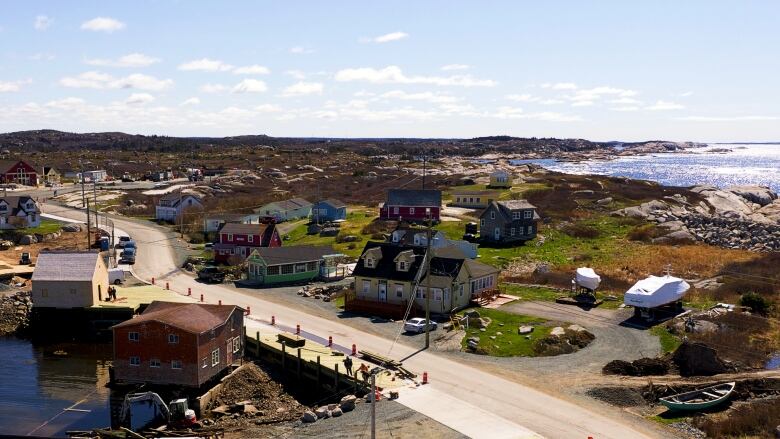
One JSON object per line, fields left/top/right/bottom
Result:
{"left": 41, "top": 204, "right": 673, "bottom": 439}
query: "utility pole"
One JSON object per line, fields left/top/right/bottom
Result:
{"left": 93, "top": 181, "right": 98, "bottom": 227}
{"left": 80, "top": 171, "right": 86, "bottom": 208}
{"left": 86, "top": 198, "right": 91, "bottom": 250}
{"left": 422, "top": 152, "right": 427, "bottom": 190}
{"left": 425, "top": 219, "right": 432, "bottom": 349}
{"left": 370, "top": 370, "right": 377, "bottom": 439}
{"left": 179, "top": 187, "right": 184, "bottom": 238}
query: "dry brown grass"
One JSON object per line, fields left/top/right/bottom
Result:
{"left": 696, "top": 397, "right": 780, "bottom": 438}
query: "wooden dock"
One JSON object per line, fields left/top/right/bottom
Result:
{"left": 94, "top": 285, "right": 194, "bottom": 312}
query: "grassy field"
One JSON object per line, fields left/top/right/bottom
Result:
{"left": 459, "top": 307, "right": 553, "bottom": 357}
{"left": 17, "top": 219, "right": 63, "bottom": 235}
{"left": 650, "top": 325, "right": 682, "bottom": 353}
{"left": 283, "top": 209, "right": 378, "bottom": 258}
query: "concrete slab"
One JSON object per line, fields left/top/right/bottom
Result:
{"left": 95, "top": 284, "right": 194, "bottom": 310}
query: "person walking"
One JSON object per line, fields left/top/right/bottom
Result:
{"left": 343, "top": 356, "right": 353, "bottom": 376}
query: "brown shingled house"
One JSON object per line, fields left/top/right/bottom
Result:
{"left": 111, "top": 301, "right": 244, "bottom": 387}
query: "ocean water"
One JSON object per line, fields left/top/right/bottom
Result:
{"left": 510, "top": 144, "right": 780, "bottom": 192}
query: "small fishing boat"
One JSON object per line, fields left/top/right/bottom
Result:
{"left": 659, "top": 382, "right": 735, "bottom": 411}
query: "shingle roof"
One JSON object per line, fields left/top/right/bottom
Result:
{"left": 0, "top": 196, "right": 38, "bottom": 214}
{"left": 386, "top": 189, "right": 442, "bottom": 207}
{"left": 463, "top": 258, "right": 500, "bottom": 278}
{"left": 219, "top": 222, "right": 272, "bottom": 236}
{"left": 498, "top": 200, "right": 536, "bottom": 210}
{"left": 352, "top": 241, "right": 426, "bottom": 282}
{"left": 249, "top": 245, "right": 338, "bottom": 266}
{"left": 112, "top": 301, "right": 240, "bottom": 334}
{"left": 481, "top": 200, "right": 540, "bottom": 221}
{"left": 275, "top": 198, "right": 312, "bottom": 210}
{"left": 158, "top": 192, "right": 201, "bottom": 205}
{"left": 32, "top": 251, "right": 101, "bottom": 281}
{"left": 316, "top": 199, "right": 346, "bottom": 209}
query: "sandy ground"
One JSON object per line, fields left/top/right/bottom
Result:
{"left": 0, "top": 229, "right": 91, "bottom": 268}
{"left": 53, "top": 190, "right": 125, "bottom": 208}
{"left": 142, "top": 183, "right": 196, "bottom": 195}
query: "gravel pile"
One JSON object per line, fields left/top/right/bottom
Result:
{"left": 585, "top": 386, "right": 647, "bottom": 407}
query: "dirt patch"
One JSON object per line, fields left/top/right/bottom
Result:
{"left": 0, "top": 228, "right": 92, "bottom": 267}
{"left": 586, "top": 386, "right": 647, "bottom": 407}
{"left": 532, "top": 327, "right": 595, "bottom": 356}
{"left": 603, "top": 357, "right": 671, "bottom": 376}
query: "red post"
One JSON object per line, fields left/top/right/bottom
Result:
{"left": 200, "top": 294, "right": 204, "bottom": 302}
{"left": 422, "top": 371, "right": 428, "bottom": 384}
{"left": 351, "top": 344, "right": 357, "bottom": 356}
{"left": 271, "top": 315, "right": 275, "bottom": 325}
{"left": 165, "top": 282, "right": 169, "bottom": 290}
{"left": 151, "top": 277, "right": 155, "bottom": 285}
{"left": 246, "top": 306, "right": 250, "bottom": 315}
{"left": 328, "top": 336, "right": 333, "bottom": 347}
{"left": 187, "top": 287, "right": 191, "bottom": 296}
{"left": 296, "top": 324, "right": 300, "bottom": 335}
{"left": 218, "top": 299, "right": 222, "bottom": 306}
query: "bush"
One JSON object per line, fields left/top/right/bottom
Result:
{"left": 739, "top": 292, "right": 772, "bottom": 315}
{"left": 560, "top": 223, "right": 600, "bottom": 239}
{"left": 627, "top": 224, "right": 658, "bottom": 242}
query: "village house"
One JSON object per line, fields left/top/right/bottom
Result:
{"left": 311, "top": 199, "right": 347, "bottom": 223}
{"left": 0, "top": 160, "right": 39, "bottom": 186}
{"left": 489, "top": 169, "right": 512, "bottom": 188}
{"left": 215, "top": 222, "right": 281, "bottom": 264}
{"left": 379, "top": 189, "right": 442, "bottom": 222}
{"left": 148, "top": 170, "right": 175, "bottom": 182}
{"left": 111, "top": 301, "right": 244, "bottom": 387}
{"left": 479, "top": 200, "right": 540, "bottom": 245}
{"left": 0, "top": 196, "right": 41, "bottom": 229}
{"left": 155, "top": 193, "right": 204, "bottom": 222}
{"left": 30, "top": 251, "right": 109, "bottom": 308}
{"left": 203, "top": 213, "right": 262, "bottom": 233}
{"left": 389, "top": 225, "right": 478, "bottom": 259}
{"left": 245, "top": 245, "right": 342, "bottom": 286}
{"left": 41, "top": 166, "right": 61, "bottom": 185}
{"left": 350, "top": 242, "right": 499, "bottom": 316}
{"left": 255, "top": 198, "right": 312, "bottom": 222}
{"left": 449, "top": 190, "right": 500, "bottom": 209}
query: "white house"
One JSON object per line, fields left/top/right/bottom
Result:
{"left": 155, "top": 193, "right": 204, "bottom": 222}
{"left": 254, "top": 198, "right": 312, "bottom": 222}
{"left": 489, "top": 169, "right": 512, "bottom": 188}
{"left": 0, "top": 196, "right": 41, "bottom": 229}
{"left": 31, "top": 251, "right": 109, "bottom": 308}
{"left": 203, "top": 213, "right": 263, "bottom": 233}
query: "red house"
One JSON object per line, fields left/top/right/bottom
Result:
{"left": 379, "top": 189, "right": 442, "bottom": 222}
{"left": 111, "top": 301, "right": 245, "bottom": 387}
{"left": 0, "top": 160, "right": 39, "bottom": 186}
{"left": 214, "top": 222, "right": 281, "bottom": 264}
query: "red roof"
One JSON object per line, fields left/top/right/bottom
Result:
{"left": 112, "top": 301, "right": 242, "bottom": 334}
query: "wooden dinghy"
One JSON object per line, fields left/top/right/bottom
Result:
{"left": 659, "top": 382, "right": 735, "bottom": 411}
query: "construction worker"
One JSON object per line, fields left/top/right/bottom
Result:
{"left": 343, "top": 356, "right": 353, "bottom": 376}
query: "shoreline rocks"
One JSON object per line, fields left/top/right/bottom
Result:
{"left": 0, "top": 291, "right": 32, "bottom": 336}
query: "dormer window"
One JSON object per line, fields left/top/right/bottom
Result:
{"left": 512, "top": 212, "right": 520, "bottom": 220}
{"left": 398, "top": 261, "right": 407, "bottom": 271}
{"left": 365, "top": 258, "right": 374, "bottom": 268}
{"left": 524, "top": 210, "right": 533, "bottom": 219}
{"left": 490, "top": 211, "right": 495, "bottom": 219}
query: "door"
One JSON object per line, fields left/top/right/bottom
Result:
{"left": 226, "top": 339, "right": 233, "bottom": 365}
{"left": 494, "top": 227, "right": 501, "bottom": 240}
{"left": 378, "top": 282, "right": 387, "bottom": 302}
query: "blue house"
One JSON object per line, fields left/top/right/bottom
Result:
{"left": 312, "top": 199, "right": 347, "bottom": 223}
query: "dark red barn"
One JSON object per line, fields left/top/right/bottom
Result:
{"left": 0, "top": 160, "right": 39, "bottom": 186}
{"left": 214, "top": 222, "right": 281, "bottom": 264}
{"left": 379, "top": 189, "right": 442, "bottom": 222}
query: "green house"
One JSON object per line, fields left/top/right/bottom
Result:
{"left": 246, "top": 245, "right": 341, "bottom": 286}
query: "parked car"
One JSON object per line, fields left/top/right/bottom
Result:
{"left": 108, "top": 268, "right": 126, "bottom": 285}
{"left": 404, "top": 317, "right": 437, "bottom": 334}
{"left": 204, "top": 242, "right": 214, "bottom": 250}
{"left": 121, "top": 248, "right": 136, "bottom": 264}
{"left": 117, "top": 236, "right": 132, "bottom": 248}
{"left": 197, "top": 266, "right": 225, "bottom": 283}
{"left": 123, "top": 240, "right": 137, "bottom": 250}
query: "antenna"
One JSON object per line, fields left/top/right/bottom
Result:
{"left": 664, "top": 264, "right": 673, "bottom": 277}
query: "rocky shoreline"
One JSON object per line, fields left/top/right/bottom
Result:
{"left": 0, "top": 291, "right": 32, "bottom": 336}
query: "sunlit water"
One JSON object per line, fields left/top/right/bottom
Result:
{"left": 509, "top": 144, "right": 780, "bottom": 192}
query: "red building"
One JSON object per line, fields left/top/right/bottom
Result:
{"left": 214, "top": 222, "right": 281, "bottom": 264}
{"left": 0, "top": 160, "right": 39, "bottom": 186}
{"left": 379, "top": 189, "right": 442, "bottom": 222}
{"left": 111, "top": 301, "right": 244, "bottom": 387}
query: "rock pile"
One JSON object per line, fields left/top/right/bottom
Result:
{"left": 301, "top": 395, "right": 358, "bottom": 424}
{"left": 0, "top": 291, "right": 32, "bottom": 336}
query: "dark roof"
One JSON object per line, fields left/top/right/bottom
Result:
{"left": 316, "top": 199, "right": 346, "bottom": 209}
{"left": 250, "top": 245, "right": 337, "bottom": 266}
{"left": 112, "top": 301, "right": 241, "bottom": 334}
{"left": 0, "top": 196, "right": 38, "bottom": 214}
{"left": 385, "top": 189, "right": 442, "bottom": 207}
{"left": 428, "top": 257, "right": 465, "bottom": 278}
{"left": 219, "top": 222, "right": 273, "bottom": 236}
{"left": 498, "top": 200, "right": 536, "bottom": 210}
{"left": 0, "top": 160, "right": 35, "bottom": 173}
{"left": 464, "top": 259, "right": 500, "bottom": 278}
{"left": 480, "top": 200, "right": 539, "bottom": 221}
{"left": 206, "top": 213, "right": 250, "bottom": 221}
{"left": 275, "top": 198, "right": 312, "bottom": 210}
{"left": 352, "top": 241, "right": 426, "bottom": 282}
{"left": 32, "top": 251, "right": 101, "bottom": 281}
{"left": 159, "top": 192, "right": 202, "bottom": 204}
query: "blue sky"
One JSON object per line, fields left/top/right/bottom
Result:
{"left": 1, "top": 1, "right": 779, "bottom": 141}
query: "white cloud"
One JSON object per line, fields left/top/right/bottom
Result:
{"left": 290, "top": 46, "right": 314, "bottom": 54}
{"left": 441, "top": 64, "right": 470, "bottom": 71}
{"left": 200, "top": 83, "right": 228, "bottom": 93}
{"left": 85, "top": 53, "right": 160, "bottom": 68}
{"left": 610, "top": 106, "right": 640, "bottom": 112}
{"left": 676, "top": 115, "right": 779, "bottom": 122}
{"left": 380, "top": 90, "right": 459, "bottom": 103}
{"left": 609, "top": 97, "right": 642, "bottom": 105}
{"left": 233, "top": 65, "right": 271, "bottom": 75}
{"left": 282, "top": 82, "right": 323, "bottom": 97}
{"left": 44, "top": 97, "right": 85, "bottom": 109}
{"left": 571, "top": 101, "right": 594, "bottom": 107}
{"left": 29, "top": 53, "right": 55, "bottom": 61}
{"left": 178, "top": 58, "right": 234, "bottom": 72}
{"left": 255, "top": 104, "right": 282, "bottom": 112}
{"left": 59, "top": 71, "right": 173, "bottom": 90}
{"left": 505, "top": 94, "right": 539, "bottom": 103}
{"left": 568, "top": 86, "right": 637, "bottom": 103}
{"left": 231, "top": 79, "right": 267, "bottom": 93}
{"left": 334, "top": 65, "right": 496, "bottom": 87}
{"left": 541, "top": 82, "right": 578, "bottom": 90}
{"left": 369, "top": 31, "right": 409, "bottom": 43}
{"left": 34, "top": 15, "right": 53, "bottom": 31}
{"left": 81, "top": 17, "right": 126, "bottom": 32}
{"left": 645, "top": 100, "right": 684, "bottom": 111}
{"left": 493, "top": 107, "right": 582, "bottom": 122}
{"left": 679, "top": 91, "right": 694, "bottom": 97}
{"left": 125, "top": 93, "right": 155, "bottom": 105}
{"left": 0, "top": 79, "right": 32, "bottom": 92}
{"left": 286, "top": 70, "right": 306, "bottom": 80}
{"left": 180, "top": 97, "right": 200, "bottom": 106}
{"left": 539, "top": 99, "right": 564, "bottom": 105}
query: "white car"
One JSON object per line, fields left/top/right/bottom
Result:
{"left": 404, "top": 317, "right": 437, "bottom": 334}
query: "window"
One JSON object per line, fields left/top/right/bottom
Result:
{"left": 393, "top": 207, "right": 399, "bottom": 215}
{"left": 248, "top": 235, "right": 254, "bottom": 243}
{"left": 295, "top": 263, "right": 307, "bottom": 273}
{"left": 510, "top": 228, "right": 515, "bottom": 236}
{"left": 130, "top": 356, "right": 140, "bottom": 366}
{"left": 476, "top": 198, "right": 480, "bottom": 203}
{"left": 128, "top": 332, "right": 139, "bottom": 342}
{"left": 480, "top": 219, "right": 485, "bottom": 227}
{"left": 267, "top": 265, "right": 280, "bottom": 275}
{"left": 281, "top": 264, "right": 294, "bottom": 274}
{"left": 232, "top": 337, "right": 241, "bottom": 353}
{"left": 365, "top": 258, "right": 374, "bottom": 268}
{"left": 512, "top": 212, "right": 520, "bottom": 220}
{"left": 395, "top": 284, "right": 404, "bottom": 298}
{"left": 434, "top": 289, "right": 443, "bottom": 301}
{"left": 211, "top": 348, "right": 220, "bottom": 367}
{"left": 398, "top": 261, "right": 406, "bottom": 271}
{"left": 168, "top": 334, "right": 179, "bottom": 344}
{"left": 490, "top": 211, "right": 495, "bottom": 219}
{"left": 456, "top": 197, "right": 461, "bottom": 203}
{"left": 202, "top": 358, "right": 208, "bottom": 368}
{"left": 306, "top": 261, "right": 318, "bottom": 271}
{"left": 527, "top": 225, "right": 533, "bottom": 235}
{"left": 469, "top": 197, "right": 473, "bottom": 203}
{"left": 444, "top": 288, "right": 451, "bottom": 303}
{"left": 524, "top": 210, "right": 533, "bottom": 219}
{"left": 409, "top": 207, "right": 415, "bottom": 215}
{"left": 172, "top": 360, "right": 182, "bottom": 370}
{"left": 415, "top": 287, "right": 426, "bottom": 299}
{"left": 362, "top": 280, "right": 370, "bottom": 293}
{"left": 41, "top": 288, "right": 48, "bottom": 297}
{"left": 150, "top": 358, "right": 161, "bottom": 368}
{"left": 227, "top": 234, "right": 233, "bottom": 241}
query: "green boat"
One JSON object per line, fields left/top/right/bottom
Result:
{"left": 659, "top": 382, "right": 735, "bottom": 411}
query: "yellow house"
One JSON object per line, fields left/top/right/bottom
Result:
{"left": 31, "top": 251, "right": 109, "bottom": 308}
{"left": 449, "top": 190, "right": 500, "bottom": 209}
{"left": 489, "top": 169, "right": 512, "bottom": 188}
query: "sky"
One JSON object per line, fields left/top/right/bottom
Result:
{"left": 1, "top": 1, "right": 779, "bottom": 141}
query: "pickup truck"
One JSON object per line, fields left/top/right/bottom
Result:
{"left": 121, "top": 247, "right": 136, "bottom": 265}
{"left": 197, "top": 266, "right": 225, "bottom": 283}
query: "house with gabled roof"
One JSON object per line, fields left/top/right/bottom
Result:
{"left": 246, "top": 245, "right": 342, "bottom": 286}
{"left": 389, "top": 224, "right": 478, "bottom": 259}
{"left": 449, "top": 189, "right": 500, "bottom": 209}
{"left": 0, "top": 160, "right": 39, "bottom": 186}
{"left": 203, "top": 212, "right": 263, "bottom": 233}
{"left": 31, "top": 251, "right": 108, "bottom": 308}
{"left": 155, "top": 193, "right": 204, "bottom": 222}
{"left": 0, "top": 195, "right": 41, "bottom": 229}
{"left": 489, "top": 169, "right": 512, "bottom": 188}
{"left": 379, "top": 189, "right": 442, "bottom": 222}
{"left": 254, "top": 198, "right": 312, "bottom": 222}
{"left": 111, "top": 301, "right": 245, "bottom": 387}
{"left": 214, "top": 222, "right": 282, "bottom": 264}
{"left": 311, "top": 199, "right": 347, "bottom": 223}
{"left": 479, "top": 200, "right": 540, "bottom": 244}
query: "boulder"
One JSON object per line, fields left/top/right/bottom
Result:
{"left": 242, "top": 404, "right": 260, "bottom": 415}
{"left": 315, "top": 406, "right": 331, "bottom": 419}
{"left": 596, "top": 197, "right": 613, "bottom": 205}
{"left": 727, "top": 185, "right": 777, "bottom": 206}
{"left": 666, "top": 230, "right": 696, "bottom": 242}
{"left": 672, "top": 342, "right": 728, "bottom": 376}
{"left": 331, "top": 407, "right": 343, "bottom": 417}
{"left": 550, "top": 327, "right": 565, "bottom": 337}
{"left": 301, "top": 410, "right": 317, "bottom": 423}
{"left": 62, "top": 224, "right": 82, "bottom": 232}
{"left": 518, "top": 326, "right": 534, "bottom": 335}
{"left": 339, "top": 394, "right": 357, "bottom": 412}
{"left": 211, "top": 405, "right": 230, "bottom": 416}
{"left": 567, "top": 324, "right": 586, "bottom": 333}
{"left": 18, "top": 235, "right": 37, "bottom": 245}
